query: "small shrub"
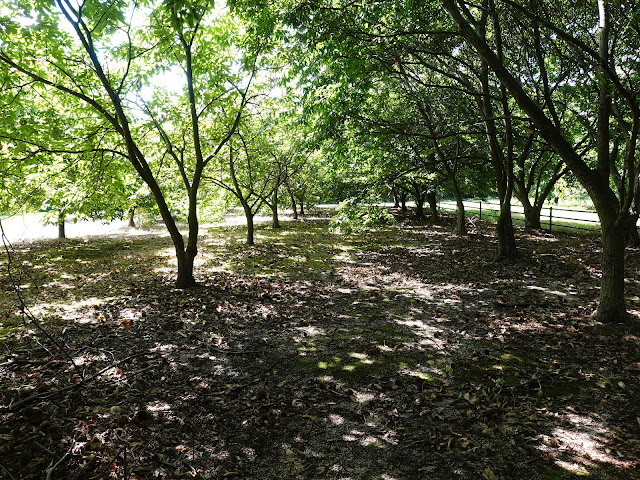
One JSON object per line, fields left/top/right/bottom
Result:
{"left": 330, "top": 198, "right": 394, "bottom": 235}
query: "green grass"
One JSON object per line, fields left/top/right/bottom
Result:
{"left": 440, "top": 205, "right": 602, "bottom": 234}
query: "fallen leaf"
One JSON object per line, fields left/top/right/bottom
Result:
{"left": 482, "top": 467, "right": 499, "bottom": 480}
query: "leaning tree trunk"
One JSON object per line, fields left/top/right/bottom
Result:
{"left": 57, "top": 213, "right": 65, "bottom": 239}
{"left": 426, "top": 191, "right": 439, "bottom": 221}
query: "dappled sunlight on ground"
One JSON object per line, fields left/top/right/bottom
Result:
{"left": 536, "top": 411, "right": 637, "bottom": 475}
{"left": 1, "top": 215, "right": 639, "bottom": 479}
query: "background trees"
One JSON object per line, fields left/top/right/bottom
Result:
{"left": 441, "top": 0, "right": 639, "bottom": 321}
{"left": 0, "top": 0, "right": 261, "bottom": 286}
{"left": 1, "top": 0, "right": 637, "bottom": 320}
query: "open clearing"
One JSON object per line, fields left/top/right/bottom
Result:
{"left": 1, "top": 211, "right": 639, "bottom": 479}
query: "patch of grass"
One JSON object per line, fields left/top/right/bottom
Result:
{"left": 0, "top": 326, "right": 21, "bottom": 342}
{"left": 439, "top": 204, "right": 602, "bottom": 235}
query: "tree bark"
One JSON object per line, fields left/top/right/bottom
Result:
{"left": 448, "top": 174, "right": 466, "bottom": 235}
{"left": 496, "top": 202, "right": 517, "bottom": 259}
{"left": 596, "top": 219, "right": 627, "bottom": 321}
{"left": 625, "top": 214, "right": 640, "bottom": 246}
{"left": 272, "top": 190, "right": 280, "bottom": 228}
{"left": 57, "top": 213, "right": 65, "bottom": 239}
{"left": 426, "top": 191, "right": 438, "bottom": 221}
{"left": 415, "top": 192, "right": 426, "bottom": 219}
{"left": 244, "top": 205, "right": 255, "bottom": 245}
{"left": 521, "top": 200, "right": 542, "bottom": 230}
{"left": 299, "top": 201, "right": 305, "bottom": 216}
{"left": 128, "top": 208, "right": 136, "bottom": 228}
{"left": 400, "top": 191, "right": 407, "bottom": 212}
{"left": 287, "top": 185, "right": 298, "bottom": 219}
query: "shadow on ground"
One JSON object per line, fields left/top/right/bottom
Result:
{"left": 0, "top": 215, "right": 638, "bottom": 479}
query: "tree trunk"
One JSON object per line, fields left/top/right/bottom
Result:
{"left": 272, "top": 190, "right": 280, "bottom": 228}
{"left": 175, "top": 252, "right": 196, "bottom": 288}
{"left": 415, "top": 193, "right": 425, "bottom": 219}
{"left": 57, "top": 213, "right": 65, "bottom": 239}
{"left": 595, "top": 219, "right": 627, "bottom": 321}
{"left": 400, "top": 191, "right": 407, "bottom": 212}
{"left": 426, "top": 191, "right": 439, "bottom": 221}
{"left": 449, "top": 174, "right": 467, "bottom": 235}
{"left": 289, "top": 190, "right": 298, "bottom": 220}
{"left": 392, "top": 186, "right": 400, "bottom": 208}
{"left": 496, "top": 201, "right": 517, "bottom": 259}
{"left": 128, "top": 207, "right": 136, "bottom": 228}
{"left": 244, "top": 205, "right": 255, "bottom": 245}
{"left": 299, "top": 201, "right": 305, "bottom": 216}
{"left": 521, "top": 201, "right": 542, "bottom": 230}
{"left": 625, "top": 194, "right": 640, "bottom": 246}
{"left": 626, "top": 213, "right": 640, "bottom": 246}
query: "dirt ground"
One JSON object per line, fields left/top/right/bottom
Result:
{"left": 0, "top": 210, "right": 639, "bottom": 479}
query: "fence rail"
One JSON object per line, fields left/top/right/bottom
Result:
{"left": 437, "top": 200, "right": 601, "bottom": 233}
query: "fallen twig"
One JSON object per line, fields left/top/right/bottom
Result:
{"left": 2, "top": 351, "right": 160, "bottom": 412}
{"left": 0, "top": 462, "right": 16, "bottom": 480}
{"left": 45, "top": 444, "right": 73, "bottom": 480}
{"left": 0, "top": 220, "right": 83, "bottom": 378}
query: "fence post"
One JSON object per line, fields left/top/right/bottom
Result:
{"left": 479, "top": 201, "right": 482, "bottom": 220}
{"left": 549, "top": 206, "right": 553, "bottom": 231}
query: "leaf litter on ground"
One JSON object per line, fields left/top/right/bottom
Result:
{"left": 0, "top": 211, "right": 639, "bottom": 479}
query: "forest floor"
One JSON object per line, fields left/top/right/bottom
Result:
{"left": 0, "top": 209, "right": 639, "bottom": 480}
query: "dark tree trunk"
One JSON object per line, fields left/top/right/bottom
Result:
{"left": 299, "top": 201, "right": 305, "bottom": 216}
{"left": 272, "top": 190, "right": 280, "bottom": 229}
{"left": 626, "top": 213, "right": 640, "bottom": 246}
{"left": 392, "top": 186, "right": 400, "bottom": 208}
{"left": 57, "top": 213, "right": 65, "bottom": 239}
{"left": 522, "top": 201, "right": 542, "bottom": 230}
{"left": 175, "top": 252, "right": 196, "bottom": 288}
{"left": 596, "top": 219, "right": 627, "bottom": 321}
{"left": 289, "top": 191, "right": 298, "bottom": 220}
{"left": 244, "top": 205, "right": 255, "bottom": 245}
{"left": 426, "top": 191, "right": 439, "bottom": 221}
{"left": 625, "top": 193, "right": 640, "bottom": 246}
{"left": 449, "top": 175, "right": 467, "bottom": 235}
{"left": 128, "top": 207, "right": 136, "bottom": 228}
{"left": 415, "top": 193, "right": 426, "bottom": 219}
{"left": 400, "top": 191, "right": 407, "bottom": 212}
{"left": 496, "top": 201, "right": 517, "bottom": 259}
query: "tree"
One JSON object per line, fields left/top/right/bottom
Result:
{"left": 441, "top": 0, "right": 640, "bottom": 321}
{"left": 208, "top": 116, "right": 283, "bottom": 245}
{"left": 282, "top": 0, "right": 520, "bottom": 252}
{"left": 0, "top": 1, "right": 259, "bottom": 287}
{"left": 0, "top": 81, "right": 145, "bottom": 237}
